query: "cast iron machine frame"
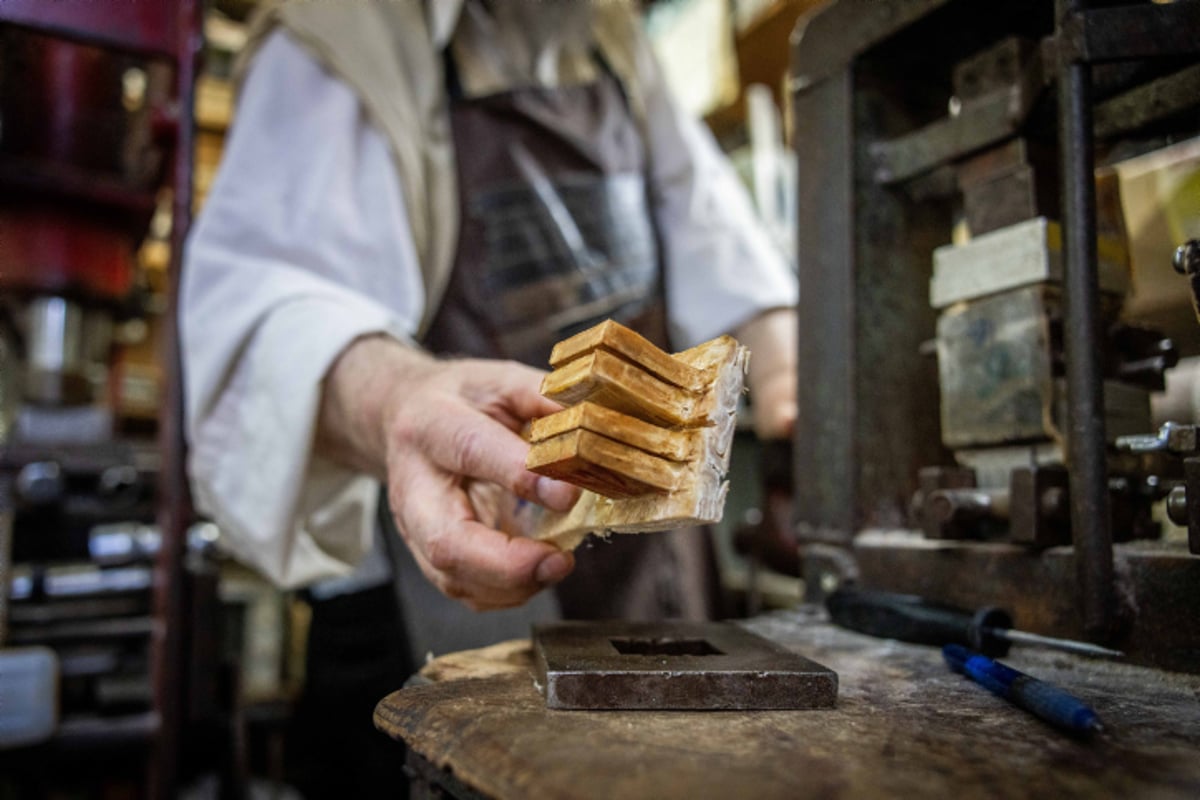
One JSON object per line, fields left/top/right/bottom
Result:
{"left": 791, "top": 0, "right": 1200, "bottom": 667}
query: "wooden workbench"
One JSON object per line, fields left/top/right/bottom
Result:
{"left": 375, "top": 608, "right": 1200, "bottom": 799}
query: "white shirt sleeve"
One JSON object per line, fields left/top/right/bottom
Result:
{"left": 181, "top": 31, "right": 425, "bottom": 588}
{"left": 640, "top": 52, "right": 799, "bottom": 349}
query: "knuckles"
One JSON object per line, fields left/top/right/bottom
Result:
{"left": 447, "top": 422, "right": 488, "bottom": 477}
{"left": 423, "top": 531, "right": 460, "bottom": 574}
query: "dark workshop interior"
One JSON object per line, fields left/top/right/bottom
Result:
{"left": 1, "top": 0, "right": 1198, "bottom": 798}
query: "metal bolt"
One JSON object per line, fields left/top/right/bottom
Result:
{"left": 1173, "top": 239, "right": 1200, "bottom": 276}
{"left": 16, "top": 461, "right": 63, "bottom": 505}
{"left": 1166, "top": 485, "right": 1188, "bottom": 527}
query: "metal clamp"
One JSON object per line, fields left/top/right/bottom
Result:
{"left": 1119, "top": 422, "right": 1200, "bottom": 556}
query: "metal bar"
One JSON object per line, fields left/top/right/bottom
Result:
{"left": 1094, "top": 64, "right": 1200, "bottom": 140}
{"left": 870, "top": 85, "right": 1031, "bottom": 184}
{"left": 790, "top": 0, "right": 954, "bottom": 90}
{"left": 1056, "top": 0, "right": 1115, "bottom": 641}
{"left": 148, "top": 1, "right": 203, "bottom": 796}
{"left": 792, "top": 70, "right": 857, "bottom": 544}
{"left": 1061, "top": 3, "right": 1200, "bottom": 64}
{"left": 992, "top": 627, "right": 1124, "bottom": 658}
{"left": 533, "top": 621, "right": 837, "bottom": 710}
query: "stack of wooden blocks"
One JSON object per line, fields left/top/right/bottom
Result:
{"left": 527, "top": 320, "right": 749, "bottom": 549}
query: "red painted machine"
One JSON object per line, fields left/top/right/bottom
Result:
{"left": 0, "top": 2, "right": 202, "bottom": 796}
{"left": 0, "top": 12, "right": 179, "bottom": 419}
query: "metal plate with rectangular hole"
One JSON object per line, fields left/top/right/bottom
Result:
{"left": 532, "top": 620, "right": 837, "bottom": 710}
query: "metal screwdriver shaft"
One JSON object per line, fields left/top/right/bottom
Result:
{"left": 991, "top": 626, "right": 1123, "bottom": 659}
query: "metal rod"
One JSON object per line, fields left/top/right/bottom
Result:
{"left": 1056, "top": 0, "right": 1115, "bottom": 641}
{"left": 990, "top": 627, "right": 1124, "bottom": 659}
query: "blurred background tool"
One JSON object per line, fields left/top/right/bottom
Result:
{"left": 943, "top": 644, "right": 1104, "bottom": 738}
{"left": 826, "top": 586, "right": 1123, "bottom": 658}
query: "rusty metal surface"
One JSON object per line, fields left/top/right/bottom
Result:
{"left": 953, "top": 36, "right": 1041, "bottom": 100}
{"left": 1008, "top": 464, "right": 1071, "bottom": 546}
{"left": 1058, "top": 3, "right": 1200, "bottom": 65}
{"left": 792, "top": 54, "right": 948, "bottom": 544}
{"left": 962, "top": 164, "right": 1057, "bottom": 236}
{"left": 870, "top": 75, "right": 1044, "bottom": 185}
{"left": 377, "top": 609, "right": 1200, "bottom": 800}
{"left": 792, "top": 71, "right": 856, "bottom": 545}
{"left": 531, "top": 620, "right": 837, "bottom": 710}
{"left": 1094, "top": 64, "right": 1200, "bottom": 140}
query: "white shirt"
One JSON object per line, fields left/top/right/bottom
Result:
{"left": 182, "top": 30, "right": 797, "bottom": 588}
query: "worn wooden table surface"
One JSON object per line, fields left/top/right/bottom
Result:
{"left": 375, "top": 608, "right": 1200, "bottom": 799}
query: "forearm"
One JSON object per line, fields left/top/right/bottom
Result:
{"left": 735, "top": 308, "right": 798, "bottom": 440}
{"left": 316, "top": 333, "right": 435, "bottom": 480}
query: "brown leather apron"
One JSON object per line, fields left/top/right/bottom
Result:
{"left": 423, "top": 47, "right": 666, "bottom": 365}
{"left": 384, "top": 44, "right": 718, "bottom": 663}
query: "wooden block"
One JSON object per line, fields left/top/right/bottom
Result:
{"left": 549, "top": 319, "right": 710, "bottom": 392}
{"left": 540, "top": 349, "right": 704, "bottom": 428}
{"left": 529, "top": 402, "right": 698, "bottom": 463}
{"left": 526, "top": 429, "right": 682, "bottom": 499}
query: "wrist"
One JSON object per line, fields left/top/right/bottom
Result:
{"left": 318, "top": 333, "right": 434, "bottom": 477}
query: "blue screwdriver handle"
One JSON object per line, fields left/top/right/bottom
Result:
{"left": 943, "top": 644, "right": 1103, "bottom": 737}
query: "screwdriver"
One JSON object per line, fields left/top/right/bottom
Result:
{"left": 825, "top": 586, "right": 1123, "bottom": 659}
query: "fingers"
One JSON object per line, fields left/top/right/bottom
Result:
{"left": 390, "top": 461, "right": 576, "bottom": 611}
{"left": 382, "top": 357, "right": 584, "bottom": 610}
{"left": 389, "top": 358, "right": 579, "bottom": 512}
{"left": 401, "top": 520, "right": 576, "bottom": 612}
{"left": 426, "top": 520, "right": 575, "bottom": 610}
{"left": 422, "top": 409, "right": 579, "bottom": 513}
{"left": 467, "top": 360, "right": 566, "bottom": 425}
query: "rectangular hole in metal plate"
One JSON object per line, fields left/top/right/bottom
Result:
{"left": 609, "top": 638, "right": 724, "bottom": 656}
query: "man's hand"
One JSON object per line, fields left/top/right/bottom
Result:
{"left": 317, "top": 335, "right": 580, "bottom": 610}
